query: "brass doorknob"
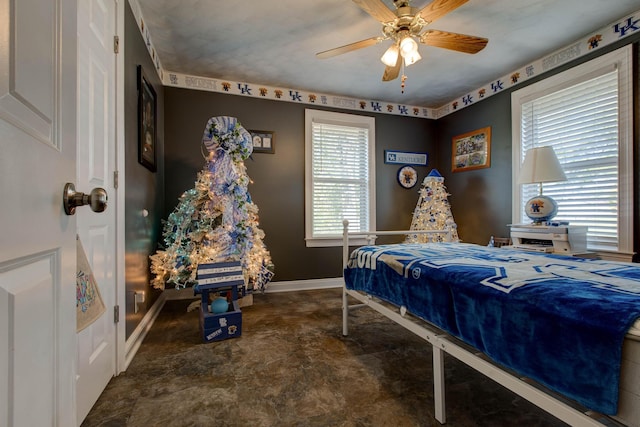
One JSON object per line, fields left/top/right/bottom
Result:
{"left": 63, "top": 183, "right": 108, "bottom": 215}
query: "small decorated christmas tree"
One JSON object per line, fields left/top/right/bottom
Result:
{"left": 150, "top": 116, "right": 273, "bottom": 291}
{"left": 406, "top": 169, "right": 460, "bottom": 243}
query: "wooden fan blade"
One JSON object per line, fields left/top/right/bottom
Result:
{"left": 418, "top": 0, "right": 468, "bottom": 24}
{"left": 316, "top": 37, "right": 382, "bottom": 59}
{"left": 420, "top": 30, "right": 488, "bottom": 54}
{"left": 352, "top": 0, "right": 396, "bottom": 24}
{"left": 382, "top": 55, "right": 401, "bottom": 81}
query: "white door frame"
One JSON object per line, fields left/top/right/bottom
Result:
{"left": 114, "top": 0, "right": 127, "bottom": 375}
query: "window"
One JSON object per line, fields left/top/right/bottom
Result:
{"left": 305, "top": 109, "right": 375, "bottom": 247}
{"left": 511, "top": 46, "right": 633, "bottom": 258}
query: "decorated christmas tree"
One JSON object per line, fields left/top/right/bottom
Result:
{"left": 150, "top": 116, "right": 273, "bottom": 291}
{"left": 406, "top": 169, "right": 460, "bottom": 243}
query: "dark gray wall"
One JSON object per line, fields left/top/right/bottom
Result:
{"left": 164, "top": 88, "right": 438, "bottom": 281}
{"left": 437, "top": 34, "right": 640, "bottom": 250}
{"left": 436, "top": 94, "right": 513, "bottom": 245}
{"left": 124, "top": 2, "right": 165, "bottom": 338}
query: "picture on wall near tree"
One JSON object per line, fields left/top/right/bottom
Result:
{"left": 249, "top": 130, "right": 275, "bottom": 154}
{"left": 138, "top": 65, "right": 157, "bottom": 171}
{"left": 452, "top": 126, "right": 491, "bottom": 173}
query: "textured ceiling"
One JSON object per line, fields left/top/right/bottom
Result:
{"left": 136, "top": 0, "right": 640, "bottom": 108}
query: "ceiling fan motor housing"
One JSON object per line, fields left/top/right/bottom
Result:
{"left": 382, "top": 6, "right": 425, "bottom": 41}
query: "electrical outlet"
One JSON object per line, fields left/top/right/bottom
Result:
{"left": 134, "top": 291, "right": 145, "bottom": 314}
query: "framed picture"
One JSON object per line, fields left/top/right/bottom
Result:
{"left": 249, "top": 130, "right": 275, "bottom": 154}
{"left": 451, "top": 126, "right": 491, "bottom": 173}
{"left": 138, "top": 65, "right": 156, "bottom": 171}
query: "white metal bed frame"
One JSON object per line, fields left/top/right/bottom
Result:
{"left": 341, "top": 220, "right": 617, "bottom": 427}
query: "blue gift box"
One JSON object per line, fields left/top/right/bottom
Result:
{"left": 194, "top": 261, "right": 244, "bottom": 343}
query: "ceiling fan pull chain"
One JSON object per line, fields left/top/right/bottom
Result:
{"left": 400, "top": 60, "right": 407, "bottom": 93}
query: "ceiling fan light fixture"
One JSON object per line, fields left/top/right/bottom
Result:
{"left": 316, "top": 0, "right": 488, "bottom": 87}
{"left": 404, "top": 50, "right": 422, "bottom": 66}
{"left": 399, "top": 36, "right": 418, "bottom": 57}
{"left": 381, "top": 44, "right": 399, "bottom": 66}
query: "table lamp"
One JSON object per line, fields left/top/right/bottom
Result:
{"left": 518, "top": 146, "right": 566, "bottom": 224}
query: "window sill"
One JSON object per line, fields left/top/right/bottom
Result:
{"left": 305, "top": 236, "right": 374, "bottom": 248}
{"left": 589, "top": 250, "right": 635, "bottom": 263}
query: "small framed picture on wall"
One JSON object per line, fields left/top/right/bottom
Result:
{"left": 138, "top": 65, "right": 157, "bottom": 172}
{"left": 250, "top": 130, "right": 275, "bottom": 154}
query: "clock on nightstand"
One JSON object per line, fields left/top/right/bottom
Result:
{"left": 398, "top": 165, "right": 418, "bottom": 189}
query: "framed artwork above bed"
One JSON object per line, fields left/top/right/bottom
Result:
{"left": 451, "top": 126, "right": 491, "bottom": 173}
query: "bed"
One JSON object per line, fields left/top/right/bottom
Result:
{"left": 341, "top": 221, "right": 640, "bottom": 426}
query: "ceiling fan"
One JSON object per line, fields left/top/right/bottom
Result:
{"left": 317, "top": 0, "right": 488, "bottom": 82}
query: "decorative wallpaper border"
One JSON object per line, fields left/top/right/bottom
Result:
{"left": 435, "top": 9, "right": 640, "bottom": 118}
{"left": 128, "top": 0, "right": 639, "bottom": 120}
{"left": 164, "top": 72, "right": 436, "bottom": 119}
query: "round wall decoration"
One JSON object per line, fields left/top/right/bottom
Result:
{"left": 397, "top": 165, "right": 418, "bottom": 189}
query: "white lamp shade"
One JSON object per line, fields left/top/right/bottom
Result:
{"left": 381, "top": 44, "right": 399, "bottom": 67}
{"left": 518, "top": 146, "right": 567, "bottom": 184}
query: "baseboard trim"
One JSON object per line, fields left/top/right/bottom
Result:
{"left": 124, "top": 291, "right": 167, "bottom": 370}
{"left": 264, "top": 277, "right": 343, "bottom": 293}
{"left": 164, "top": 277, "right": 344, "bottom": 297}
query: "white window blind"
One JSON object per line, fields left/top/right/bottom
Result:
{"left": 305, "top": 109, "right": 375, "bottom": 247}
{"left": 520, "top": 70, "right": 619, "bottom": 249}
{"left": 512, "top": 45, "right": 633, "bottom": 257}
{"left": 311, "top": 121, "right": 370, "bottom": 235}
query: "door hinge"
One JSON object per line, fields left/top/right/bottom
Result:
{"left": 113, "top": 170, "right": 119, "bottom": 190}
{"left": 114, "top": 35, "right": 120, "bottom": 54}
{"left": 114, "top": 305, "right": 120, "bottom": 323}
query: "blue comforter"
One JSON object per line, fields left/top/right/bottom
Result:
{"left": 344, "top": 242, "right": 640, "bottom": 414}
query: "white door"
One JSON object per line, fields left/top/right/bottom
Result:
{"left": 0, "top": 0, "right": 78, "bottom": 426}
{"left": 75, "top": 0, "right": 118, "bottom": 423}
